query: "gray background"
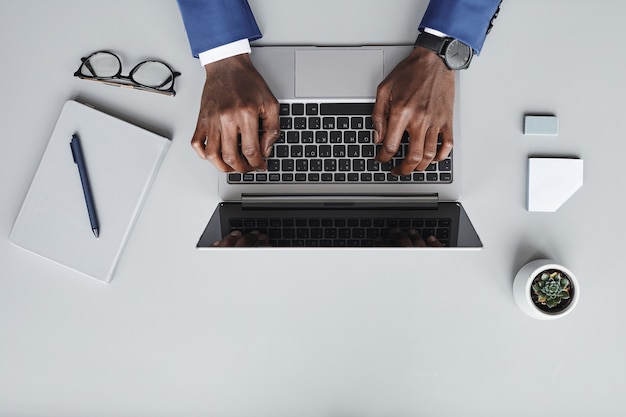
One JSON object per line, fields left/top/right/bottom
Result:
{"left": 1, "top": 1, "right": 624, "bottom": 416}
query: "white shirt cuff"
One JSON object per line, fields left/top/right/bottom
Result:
{"left": 423, "top": 27, "right": 450, "bottom": 38}
{"left": 198, "top": 39, "right": 251, "bottom": 66}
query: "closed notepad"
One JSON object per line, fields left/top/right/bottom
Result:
{"left": 9, "top": 100, "right": 170, "bottom": 283}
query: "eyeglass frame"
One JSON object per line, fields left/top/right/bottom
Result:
{"left": 74, "top": 50, "right": 181, "bottom": 97}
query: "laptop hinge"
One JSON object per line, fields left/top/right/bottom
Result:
{"left": 241, "top": 194, "right": 439, "bottom": 210}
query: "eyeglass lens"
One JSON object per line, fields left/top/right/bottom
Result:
{"left": 131, "top": 61, "right": 175, "bottom": 90}
{"left": 80, "top": 52, "right": 121, "bottom": 78}
{"left": 80, "top": 51, "right": 176, "bottom": 91}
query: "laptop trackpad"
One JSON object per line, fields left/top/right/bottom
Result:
{"left": 295, "top": 49, "right": 384, "bottom": 98}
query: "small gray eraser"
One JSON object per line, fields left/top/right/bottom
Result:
{"left": 524, "top": 115, "right": 559, "bottom": 136}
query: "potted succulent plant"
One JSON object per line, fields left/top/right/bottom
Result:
{"left": 513, "top": 259, "right": 580, "bottom": 320}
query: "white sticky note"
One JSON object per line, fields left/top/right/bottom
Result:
{"left": 527, "top": 158, "right": 583, "bottom": 212}
{"left": 524, "top": 115, "right": 559, "bottom": 136}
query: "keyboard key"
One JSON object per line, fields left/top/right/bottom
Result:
{"left": 333, "top": 145, "right": 346, "bottom": 157}
{"left": 305, "top": 145, "right": 317, "bottom": 157}
{"left": 228, "top": 173, "right": 242, "bottom": 182}
{"left": 367, "top": 159, "right": 379, "bottom": 171}
{"left": 324, "top": 159, "right": 337, "bottom": 171}
{"left": 296, "top": 159, "right": 308, "bottom": 171}
{"left": 291, "top": 145, "right": 303, "bottom": 157}
{"left": 279, "top": 103, "right": 290, "bottom": 115}
{"left": 292, "top": 103, "right": 304, "bottom": 115}
{"left": 348, "top": 145, "right": 360, "bottom": 157}
{"left": 309, "top": 117, "right": 321, "bottom": 130}
{"left": 353, "top": 159, "right": 365, "bottom": 171}
{"left": 301, "top": 131, "right": 314, "bottom": 143}
{"left": 339, "top": 159, "right": 351, "bottom": 171}
{"left": 330, "top": 131, "right": 342, "bottom": 143}
{"left": 344, "top": 131, "right": 357, "bottom": 143}
{"left": 282, "top": 159, "right": 294, "bottom": 171}
{"left": 287, "top": 131, "right": 299, "bottom": 143}
{"left": 315, "top": 131, "right": 328, "bottom": 143}
{"left": 294, "top": 117, "right": 307, "bottom": 129}
{"left": 310, "top": 159, "right": 322, "bottom": 171}
{"left": 267, "top": 160, "right": 280, "bottom": 171}
{"left": 276, "top": 145, "right": 288, "bottom": 157}
{"left": 358, "top": 131, "right": 372, "bottom": 143}
{"left": 306, "top": 103, "right": 319, "bottom": 115}
{"left": 337, "top": 117, "right": 350, "bottom": 129}
{"left": 322, "top": 117, "right": 335, "bottom": 129}
{"left": 280, "top": 117, "right": 292, "bottom": 129}
{"left": 321, "top": 103, "right": 374, "bottom": 115}
{"left": 351, "top": 117, "right": 364, "bottom": 129}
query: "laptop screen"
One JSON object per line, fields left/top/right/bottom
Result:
{"left": 197, "top": 202, "right": 481, "bottom": 248}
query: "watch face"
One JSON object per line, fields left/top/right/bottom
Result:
{"left": 444, "top": 39, "right": 472, "bottom": 70}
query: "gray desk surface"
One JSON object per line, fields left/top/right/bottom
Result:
{"left": 1, "top": 1, "right": 625, "bottom": 416}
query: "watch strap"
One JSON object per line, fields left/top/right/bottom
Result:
{"left": 414, "top": 31, "right": 447, "bottom": 55}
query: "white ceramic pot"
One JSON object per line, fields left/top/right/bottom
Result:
{"left": 513, "top": 259, "right": 580, "bottom": 320}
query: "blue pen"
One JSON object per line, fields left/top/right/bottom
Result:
{"left": 70, "top": 134, "right": 100, "bottom": 238}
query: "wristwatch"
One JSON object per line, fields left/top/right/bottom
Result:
{"left": 414, "top": 31, "right": 473, "bottom": 70}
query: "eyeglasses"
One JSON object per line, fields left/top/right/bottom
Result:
{"left": 74, "top": 50, "right": 181, "bottom": 96}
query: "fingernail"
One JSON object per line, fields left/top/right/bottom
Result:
{"left": 230, "top": 230, "right": 242, "bottom": 237}
{"left": 408, "top": 229, "right": 417, "bottom": 236}
{"left": 426, "top": 236, "right": 436, "bottom": 243}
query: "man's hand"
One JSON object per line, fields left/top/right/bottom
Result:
{"left": 372, "top": 47, "right": 455, "bottom": 175}
{"left": 191, "top": 54, "right": 280, "bottom": 172}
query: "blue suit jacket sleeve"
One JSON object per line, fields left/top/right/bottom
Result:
{"left": 176, "top": 0, "right": 262, "bottom": 57}
{"left": 419, "top": 0, "right": 501, "bottom": 54}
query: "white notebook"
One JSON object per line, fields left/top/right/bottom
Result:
{"left": 9, "top": 100, "right": 170, "bottom": 283}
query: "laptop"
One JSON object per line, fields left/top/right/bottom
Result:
{"left": 197, "top": 46, "right": 481, "bottom": 248}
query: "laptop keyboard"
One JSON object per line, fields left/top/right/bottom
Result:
{"left": 227, "top": 102, "right": 453, "bottom": 184}
{"left": 229, "top": 217, "right": 452, "bottom": 247}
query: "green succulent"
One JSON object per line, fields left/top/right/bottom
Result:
{"left": 532, "top": 270, "right": 571, "bottom": 308}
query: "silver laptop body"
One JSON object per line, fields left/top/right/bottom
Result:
{"left": 198, "top": 46, "right": 481, "bottom": 249}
